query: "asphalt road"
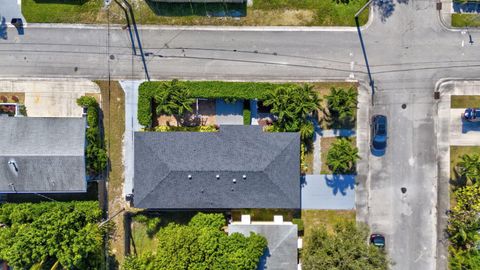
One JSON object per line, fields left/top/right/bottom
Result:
{"left": 1, "top": 1, "right": 480, "bottom": 269}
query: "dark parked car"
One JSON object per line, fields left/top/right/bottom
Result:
{"left": 462, "top": 108, "right": 480, "bottom": 122}
{"left": 371, "top": 115, "right": 387, "bottom": 154}
{"left": 370, "top": 234, "right": 386, "bottom": 248}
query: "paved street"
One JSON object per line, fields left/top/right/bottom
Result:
{"left": 1, "top": 0, "right": 480, "bottom": 269}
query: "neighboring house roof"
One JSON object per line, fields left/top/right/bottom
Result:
{"left": 228, "top": 223, "right": 298, "bottom": 270}
{"left": 0, "top": 117, "right": 86, "bottom": 193}
{"left": 133, "top": 125, "right": 300, "bottom": 209}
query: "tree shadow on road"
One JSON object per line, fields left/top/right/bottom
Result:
{"left": 373, "top": 0, "right": 409, "bottom": 22}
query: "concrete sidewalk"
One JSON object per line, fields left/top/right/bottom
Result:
{"left": 0, "top": 0, "right": 25, "bottom": 26}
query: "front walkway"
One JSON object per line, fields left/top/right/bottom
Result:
{"left": 119, "top": 80, "right": 143, "bottom": 198}
{"left": 301, "top": 174, "right": 355, "bottom": 210}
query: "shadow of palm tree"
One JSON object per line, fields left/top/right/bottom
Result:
{"left": 449, "top": 167, "right": 467, "bottom": 190}
{"left": 373, "top": 0, "right": 410, "bottom": 22}
{"left": 325, "top": 175, "right": 355, "bottom": 196}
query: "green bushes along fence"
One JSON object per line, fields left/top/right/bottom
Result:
{"left": 138, "top": 80, "right": 293, "bottom": 127}
{"left": 77, "top": 96, "right": 107, "bottom": 176}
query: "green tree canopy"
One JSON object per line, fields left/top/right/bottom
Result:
{"left": 302, "top": 221, "right": 389, "bottom": 270}
{"left": 124, "top": 213, "right": 267, "bottom": 270}
{"left": 326, "top": 137, "right": 360, "bottom": 174}
{"left": 155, "top": 79, "right": 195, "bottom": 126}
{"left": 326, "top": 87, "right": 358, "bottom": 123}
{"left": 0, "top": 201, "right": 106, "bottom": 270}
{"left": 263, "top": 84, "right": 321, "bottom": 140}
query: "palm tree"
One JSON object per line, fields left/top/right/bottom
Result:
{"left": 457, "top": 154, "right": 480, "bottom": 185}
{"left": 325, "top": 87, "right": 358, "bottom": 124}
{"left": 326, "top": 138, "right": 360, "bottom": 174}
{"left": 154, "top": 79, "right": 195, "bottom": 126}
{"left": 263, "top": 84, "right": 321, "bottom": 136}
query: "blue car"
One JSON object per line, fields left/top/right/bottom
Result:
{"left": 463, "top": 108, "right": 480, "bottom": 122}
{"left": 371, "top": 115, "right": 387, "bottom": 154}
{"left": 370, "top": 234, "right": 386, "bottom": 248}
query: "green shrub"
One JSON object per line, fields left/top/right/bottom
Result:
{"left": 87, "top": 106, "right": 98, "bottom": 127}
{"left": 292, "top": 218, "right": 304, "bottom": 232}
{"left": 76, "top": 96, "right": 106, "bottom": 175}
{"left": 189, "top": 212, "right": 225, "bottom": 229}
{"left": 154, "top": 125, "right": 218, "bottom": 132}
{"left": 138, "top": 81, "right": 294, "bottom": 127}
{"left": 243, "top": 100, "right": 251, "bottom": 125}
{"left": 76, "top": 96, "right": 97, "bottom": 108}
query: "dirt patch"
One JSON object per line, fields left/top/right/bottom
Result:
{"left": 243, "top": 9, "right": 315, "bottom": 26}
{"left": 96, "top": 81, "right": 126, "bottom": 266}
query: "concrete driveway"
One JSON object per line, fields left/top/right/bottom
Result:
{"left": 450, "top": 109, "right": 480, "bottom": 145}
{"left": 0, "top": 79, "right": 100, "bottom": 117}
{"left": 0, "top": 0, "right": 25, "bottom": 25}
{"left": 301, "top": 174, "right": 355, "bottom": 210}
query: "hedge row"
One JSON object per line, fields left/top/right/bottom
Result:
{"left": 77, "top": 96, "right": 107, "bottom": 176}
{"left": 138, "top": 81, "right": 293, "bottom": 127}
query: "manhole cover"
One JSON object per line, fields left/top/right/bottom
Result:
{"left": 110, "top": 54, "right": 115, "bottom": 60}
{"left": 401, "top": 187, "right": 407, "bottom": 194}
{"left": 402, "top": 104, "right": 407, "bottom": 109}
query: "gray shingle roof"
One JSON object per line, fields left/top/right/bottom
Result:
{"left": 0, "top": 117, "right": 86, "bottom": 193}
{"left": 133, "top": 125, "right": 300, "bottom": 209}
{"left": 228, "top": 223, "right": 298, "bottom": 270}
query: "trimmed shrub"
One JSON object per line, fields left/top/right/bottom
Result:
{"left": 154, "top": 125, "right": 218, "bottom": 132}
{"left": 76, "top": 96, "right": 106, "bottom": 176}
{"left": 243, "top": 100, "right": 251, "bottom": 125}
{"left": 292, "top": 218, "right": 304, "bottom": 232}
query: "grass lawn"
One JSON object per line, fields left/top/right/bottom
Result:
{"left": 95, "top": 81, "right": 126, "bottom": 264}
{"left": 131, "top": 221, "right": 158, "bottom": 257}
{"left": 450, "top": 146, "right": 480, "bottom": 206}
{"left": 304, "top": 150, "right": 314, "bottom": 175}
{"left": 23, "top": 0, "right": 369, "bottom": 26}
{"left": 301, "top": 209, "right": 355, "bottom": 235}
{"left": 451, "top": 13, "right": 480, "bottom": 28}
{"left": 451, "top": 95, "right": 480, "bottom": 108}
{"left": 321, "top": 137, "right": 357, "bottom": 174}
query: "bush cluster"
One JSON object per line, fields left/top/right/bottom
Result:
{"left": 77, "top": 96, "right": 107, "bottom": 176}
{"left": 0, "top": 201, "right": 105, "bottom": 269}
{"left": 138, "top": 80, "right": 293, "bottom": 127}
{"left": 154, "top": 125, "right": 218, "bottom": 132}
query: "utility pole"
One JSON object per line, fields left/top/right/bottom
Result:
{"left": 355, "top": 0, "right": 374, "bottom": 103}
{"left": 113, "top": 0, "right": 151, "bottom": 81}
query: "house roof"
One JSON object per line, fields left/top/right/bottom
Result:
{"left": 228, "top": 223, "right": 298, "bottom": 270}
{"left": 133, "top": 125, "right": 300, "bottom": 209}
{"left": 0, "top": 117, "right": 86, "bottom": 193}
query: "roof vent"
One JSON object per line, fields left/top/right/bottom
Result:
{"left": 216, "top": 174, "right": 220, "bottom": 179}
{"left": 232, "top": 179, "right": 236, "bottom": 184}
{"left": 188, "top": 174, "right": 192, "bottom": 180}
{"left": 242, "top": 175, "right": 246, "bottom": 180}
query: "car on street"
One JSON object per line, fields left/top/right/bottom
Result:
{"left": 370, "top": 234, "right": 386, "bottom": 248}
{"left": 371, "top": 115, "right": 387, "bottom": 155}
{"left": 462, "top": 108, "right": 480, "bottom": 122}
